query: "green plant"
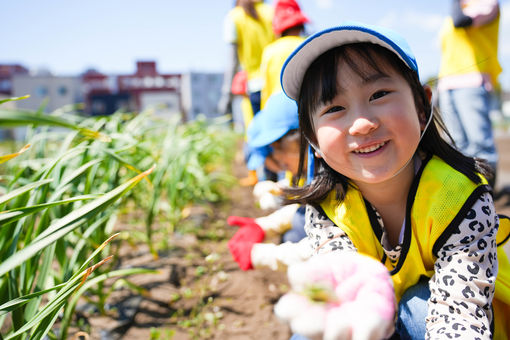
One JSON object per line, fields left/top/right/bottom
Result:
{"left": 0, "top": 97, "right": 239, "bottom": 338}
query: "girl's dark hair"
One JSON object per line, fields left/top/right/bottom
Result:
{"left": 284, "top": 43, "right": 493, "bottom": 206}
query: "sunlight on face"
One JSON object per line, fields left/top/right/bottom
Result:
{"left": 311, "top": 49, "right": 422, "bottom": 187}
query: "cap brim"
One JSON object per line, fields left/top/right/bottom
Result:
{"left": 249, "top": 125, "right": 291, "bottom": 148}
{"left": 281, "top": 22, "right": 418, "bottom": 101}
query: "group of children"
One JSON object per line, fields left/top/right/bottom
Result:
{"left": 223, "top": 1, "right": 510, "bottom": 339}
{"left": 219, "top": 0, "right": 309, "bottom": 186}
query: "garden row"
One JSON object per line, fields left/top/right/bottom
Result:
{"left": 0, "top": 96, "right": 238, "bottom": 339}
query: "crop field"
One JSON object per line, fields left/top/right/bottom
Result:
{"left": 0, "top": 97, "right": 293, "bottom": 340}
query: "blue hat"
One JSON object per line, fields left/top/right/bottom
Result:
{"left": 281, "top": 21, "right": 418, "bottom": 101}
{"left": 247, "top": 92, "right": 299, "bottom": 148}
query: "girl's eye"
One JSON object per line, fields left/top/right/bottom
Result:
{"left": 323, "top": 105, "right": 345, "bottom": 115}
{"left": 370, "top": 90, "right": 390, "bottom": 101}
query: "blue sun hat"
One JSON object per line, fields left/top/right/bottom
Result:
{"left": 247, "top": 92, "right": 299, "bottom": 148}
{"left": 279, "top": 21, "right": 419, "bottom": 182}
{"left": 281, "top": 21, "right": 419, "bottom": 102}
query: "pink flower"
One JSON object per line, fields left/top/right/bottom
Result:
{"left": 274, "top": 251, "right": 396, "bottom": 340}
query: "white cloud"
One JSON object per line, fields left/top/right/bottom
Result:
{"left": 376, "top": 11, "right": 399, "bottom": 29}
{"left": 375, "top": 9, "right": 444, "bottom": 32}
{"left": 402, "top": 11, "right": 444, "bottom": 32}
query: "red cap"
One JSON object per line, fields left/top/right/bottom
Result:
{"left": 272, "top": 0, "right": 309, "bottom": 35}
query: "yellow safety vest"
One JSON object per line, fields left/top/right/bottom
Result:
{"left": 320, "top": 155, "right": 510, "bottom": 339}
{"left": 438, "top": 13, "right": 502, "bottom": 87}
{"left": 260, "top": 35, "right": 304, "bottom": 108}
{"left": 229, "top": 2, "right": 274, "bottom": 82}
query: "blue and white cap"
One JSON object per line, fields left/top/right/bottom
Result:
{"left": 281, "top": 21, "right": 418, "bottom": 101}
{"left": 247, "top": 92, "right": 299, "bottom": 148}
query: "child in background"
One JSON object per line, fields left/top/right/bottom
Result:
{"left": 259, "top": 0, "right": 309, "bottom": 108}
{"left": 279, "top": 21, "right": 510, "bottom": 339}
{"left": 244, "top": 0, "right": 309, "bottom": 185}
{"left": 438, "top": 0, "right": 501, "bottom": 187}
{"left": 219, "top": 0, "right": 275, "bottom": 186}
{"left": 219, "top": 0, "right": 274, "bottom": 116}
{"left": 227, "top": 92, "right": 311, "bottom": 271}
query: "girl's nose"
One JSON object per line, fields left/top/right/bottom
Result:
{"left": 348, "top": 115, "right": 379, "bottom": 135}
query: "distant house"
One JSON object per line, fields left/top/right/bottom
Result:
{"left": 3, "top": 61, "right": 225, "bottom": 121}
{"left": 82, "top": 69, "right": 131, "bottom": 116}
{"left": 116, "top": 61, "right": 182, "bottom": 118}
{"left": 181, "top": 72, "right": 223, "bottom": 121}
{"left": 12, "top": 72, "right": 83, "bottom": 113}
{"left": 0, "top": 64, "right": 29, "bottom": 95}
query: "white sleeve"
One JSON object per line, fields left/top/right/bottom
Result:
{"left": 426, "top": 192, "right": 498, "bottom": 339}
{"left": 223, "top": 13, "right": 237, "bottom": 44}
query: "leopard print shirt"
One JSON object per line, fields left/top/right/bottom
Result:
{"left": 305, "top": 192, "right": 498, "bottom": 339}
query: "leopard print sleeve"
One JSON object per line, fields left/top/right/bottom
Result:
{"left": 304, "top": 204, "right": 357, "bottom": 255}
{"left": 426, "top": 192, "right": 498, "bottom": 340}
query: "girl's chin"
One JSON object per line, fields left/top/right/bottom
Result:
{"left": 354, "top": 164, "right": 413, "bottom": 185}
{"left": 352, "top": 170, "right": 400, "bottom": 184}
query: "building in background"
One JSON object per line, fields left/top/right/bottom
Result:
{"left": 82, "top": 69, "right": 125, "bottom": 116}
{"left": 0, "top": 64, "right": 29, "bottom": 96}
{"left": 3, "top": 61, "right": 224, "bottom": 121}
{"left": 117, "top": 61, "right": 181, "bottom": 119}
{"left": 181, "top": 72, "right": 223, "bottom": 121}
{"left": 12, "top": 72, "right": 83, "bottom": 113}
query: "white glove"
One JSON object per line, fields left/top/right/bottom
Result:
{"left": 253, "top": 180, "right": 283, "bottom": 210}
{"left": 251, "top": 239, "right": 313, "bottom": 271}
{"left": 254, "top": 204, "right": 300, "bottom": 237}
{"left": 274, "top": 252, "right": 396, "bottom": 340}
{"left": 253, "top": 180, "right": 282, "bottom": 198}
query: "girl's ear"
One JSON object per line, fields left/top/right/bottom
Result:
{"left": 423, "top": 84, "right": 432, "bottom": 103}
{"left": 419, "top": 84, "right": 433, "bottom": 129}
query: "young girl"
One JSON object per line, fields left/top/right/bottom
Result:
{"left": 279, "top": 22, "right": 510, "bottom": 339}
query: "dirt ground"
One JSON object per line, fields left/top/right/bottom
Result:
{"left": 64, "top": 135, "right": 510, "bottom": 340}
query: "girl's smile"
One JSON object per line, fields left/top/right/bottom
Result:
{"left": 351, "top": 140, "right": 388, "bottom": 155}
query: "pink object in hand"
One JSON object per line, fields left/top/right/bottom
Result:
{"left": 275, "top": 251, "right": 396, "bottom": 340}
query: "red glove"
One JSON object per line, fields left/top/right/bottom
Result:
{"left": 227, "top": 222, "right": 265, "bottom": 270}
{"left": 227, "top": 216, "right": 257, "bottom": 227}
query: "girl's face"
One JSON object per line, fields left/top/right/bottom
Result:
{"left": 311, "top": 53, "right": 423, "bottom": 186}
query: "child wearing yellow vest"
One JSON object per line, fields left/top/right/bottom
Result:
{"left": 259, "top": 0, "right": 309, "bottom": 109}
{"left": 241, "top": 0, "right": 310, "bottom": 186}
{"left": 438, "top": 0, "right": 501, "bottom": 187}
{"left": 219, "top": 0, "right": 275, "bottom": 186}
{"left": 278, "top": 22, "right": 510, "bottom": 339}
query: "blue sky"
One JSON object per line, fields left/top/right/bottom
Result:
{"left": 3, "top": 0, "right": 510, "bottom": 89}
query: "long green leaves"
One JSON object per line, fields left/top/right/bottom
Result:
{"left": 0, "top": 98, "right": 238, "bottom": 338}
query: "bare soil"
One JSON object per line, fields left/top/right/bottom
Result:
{"left": 64, "top": 135, "right": 510, "bottom": 340}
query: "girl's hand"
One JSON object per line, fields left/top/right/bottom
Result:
{"left": 275, "top": 251, "right": 396, "bottom": 340}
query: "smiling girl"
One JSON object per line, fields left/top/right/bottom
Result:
{"left": 280, "top": 22, "right": 510, "bottom": 339}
